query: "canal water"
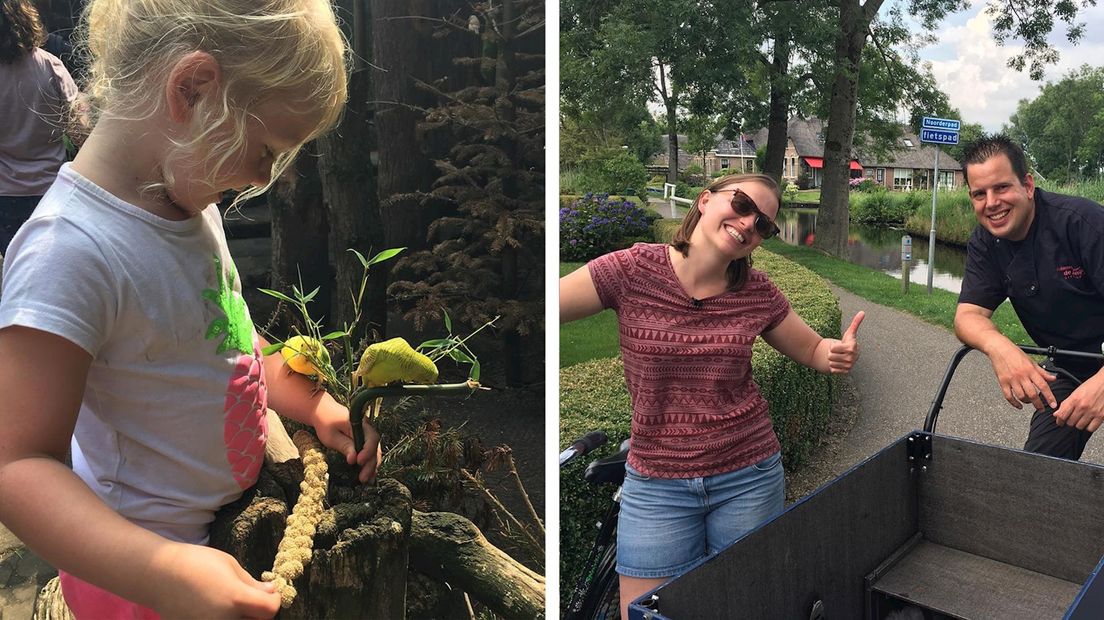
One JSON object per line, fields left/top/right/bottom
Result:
{"left": 776, "top": 208, "right": 969, "bottom": 294}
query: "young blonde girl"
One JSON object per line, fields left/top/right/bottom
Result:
{"left": 0, "top": 1, "right": 379, "bottom": 618}
{"left": 561, "top": 173, "right": 865, "bottom": 619}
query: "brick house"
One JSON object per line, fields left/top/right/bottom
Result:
{"left": 651, "top": 134, "right": 758, "bottom": 177}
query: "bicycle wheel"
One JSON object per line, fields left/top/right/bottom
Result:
{"left": 581, "top": 546, "right": 619, "bottom": 620}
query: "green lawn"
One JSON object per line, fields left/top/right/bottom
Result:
{"left": 792, "top": 189, "right": 821, "bottom": 204}
{"left": 762, "top": 239, "right": 1031, "bottom": 344}
{"left": 559, "top": 262, "right": 621, "bottom": 368}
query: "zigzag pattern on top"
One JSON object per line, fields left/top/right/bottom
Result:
{"left": 588, "top": 243, "right": 791, "bottom": 479}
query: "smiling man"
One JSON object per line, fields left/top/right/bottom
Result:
{"left": 955, "top": 134, "right": 1104, "bottom": 460}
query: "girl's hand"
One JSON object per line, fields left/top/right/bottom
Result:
{"left": 311, "top": 402, "right": 382, "bottom": 483}
{"left": 827, "top": 311, "right": 865, "bottom": 374}
{"left": 153, "top": 544, "right": 281, "bottom": 619}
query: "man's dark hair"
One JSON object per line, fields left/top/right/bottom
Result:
{"left": 960, "top": 134, "right": 1030, "bottom": 185}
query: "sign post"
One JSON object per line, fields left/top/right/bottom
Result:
{"left": 920, "top": 117, "right": 960, "bottom": 294}
{"left": 901, "top": 235, "right": 912, "bottom": 293}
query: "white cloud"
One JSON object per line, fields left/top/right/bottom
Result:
{"left": 920, "top": 3, "right": 1104, "bottom": 132}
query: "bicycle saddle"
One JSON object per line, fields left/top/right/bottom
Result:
{"left": 584, "top": 439, "right": 630, "bottom": 485}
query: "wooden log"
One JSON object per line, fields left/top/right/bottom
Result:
{"left": 410, "top": 510, "right": 545, "bottom": 620}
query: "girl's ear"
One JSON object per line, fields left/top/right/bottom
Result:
{"left": 165, "top": 51, "right": 222, "bottom": 123}
{"left": 698, "top": 191, "right": 710, "bottom": 215}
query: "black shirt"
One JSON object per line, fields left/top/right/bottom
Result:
{"left": 959, "top": 188, "right": 1104, "bottom": 379}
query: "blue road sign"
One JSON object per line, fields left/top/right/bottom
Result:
{"left": 921, "top": 116, "right": 961, "bottom": 131}
{"left": 920, "top": 128, "right": 960, "bottom": 145}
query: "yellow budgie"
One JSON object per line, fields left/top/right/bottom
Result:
{"left": 352, "top": 337, "right": 438, "bottom": 388}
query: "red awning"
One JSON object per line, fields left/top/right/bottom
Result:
{"left": 802, "top": 156, "right": 863, "bottom": 171}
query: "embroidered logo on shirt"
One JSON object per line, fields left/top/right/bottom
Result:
{"left": 1058, "top": 265, "right": 1085, "bottom": 280}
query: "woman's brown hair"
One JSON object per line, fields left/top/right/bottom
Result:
{"left": 670, "top": 173, "right": 781, "bottom": 291}
{"left": 0, "top": 0, "right": 47, "bottom": 64}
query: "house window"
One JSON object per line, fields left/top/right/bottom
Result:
{"left": 745, "top": 160, "right": 754, "bottom": 172}
{"left": 876, "top": 168, "right": 885, "bottom": 183}
{"left": 938, "top": 170, "right": 955, "bottom": 190}
{"left": 893, "top": 168, "right": 912, "bottom": 190}
{"left": 864, "top": 168, "right": 874, "bottom": 179}
{"left": 791, "top": 157, "right": 796, "bottom": 178}
{"left": 721, "top": 159, "right": 730, "bottom": 169}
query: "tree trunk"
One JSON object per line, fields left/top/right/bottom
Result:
{"left": 814, "top": 0, "right": 881, "bottom": 258}
{"left": 371, "top": 0, "right": 446, "bottom": 255}
{"left": 316, "top": 70, "right": 386, "bottom": 338}
{"left": 763, "top": 37, "right": 791, "bottom": 184}
{"left": 410, "top": 510, "right": 546, "bottom": 620}
{"left": 269, "top": 142, "right": 330, "bottom": 326}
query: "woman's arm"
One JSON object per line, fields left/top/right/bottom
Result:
{"left": 261, "top": 339, "right": 381, "bottom": 483}
{"left": 0, "top": 326, "right": 281, "bottom": 618}
{"left": 560, "top": 265, "right": 605, "bottom": 323}
{"left": 761, "top": 310, "right": 865, "bottom": 374}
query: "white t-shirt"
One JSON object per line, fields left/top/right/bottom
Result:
{"left": 0, "top": 164, "right": 268, "bottom": 544}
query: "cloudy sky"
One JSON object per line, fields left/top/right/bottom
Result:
{"left": 911, "top": 0, "right": 1104, "bottom": 132}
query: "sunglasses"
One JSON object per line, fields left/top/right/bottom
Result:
{"left": 713, "top": 188, "right": 780, "bottom": 239}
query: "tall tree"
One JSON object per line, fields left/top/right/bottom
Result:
{"left": 561, "top": 0, "right": 755, "bottom": 183}
{"left": 681, "top": 112, "right": 725, "bottom": 174}
{"left": 815, "top": 1, "right": 962, "bottom": 257}
{"left": 1005, "top": 65, "right": 1104, "bottom": 183}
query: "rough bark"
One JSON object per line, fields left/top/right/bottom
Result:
{"left": 316, "top": 70, "right": 385, "bottom": 338}
{"left": 410, "top": 510, "right": 546, "bottom": 620}
{"left": 814, "top": 0, "right": 882, "bottom": 258}
{"left": 268, "top": 142, "right": 330, "bottom": 325}
{"left": 763, "top": 37, "right": 791, "bottom": 184}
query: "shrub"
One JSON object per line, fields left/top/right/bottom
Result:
{"left": 796, "top": 171, "right": 813, "bottom": 190}
{"left": 850, "top": 178, "right": 879, "bottom": 192}
{"left": 560, "top": 193, "right": 654, "bottom": 262}
{"left": 680, "top": 164, "right": 706, "bottom": 186}
{"left": 559, "top": 248, "right": 840, "bottom": 603}
{"left": 575, "top": 150, "right": 649, "bottom": 200}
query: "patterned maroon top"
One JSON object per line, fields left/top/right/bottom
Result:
{"left": 588, "top": 243, "right": 791, "bottom": 478}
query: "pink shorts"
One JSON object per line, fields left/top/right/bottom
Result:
{"left": 58, "top": 571, "right": 160, "bottom": 620}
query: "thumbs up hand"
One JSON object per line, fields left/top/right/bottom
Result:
{"left": 828, "top": 311, "right": 865, "bottom": 374}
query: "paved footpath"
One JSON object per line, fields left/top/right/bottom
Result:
{"left": 799, "top": 285, "right": 1104, "bottom": 496}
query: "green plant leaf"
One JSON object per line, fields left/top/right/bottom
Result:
{"left": 257, "top": 288, "right": 298, "bottom": 304}
{"left": 417, "top": 338, "right": 452, "bottom": 350}
{"left": 366, "top": 247, "right": 405, "bottom": 266}
{"left": 449, "top": 348, "right": 475, "bottom": 365}
{"left": 303, "top": 287, "right": 320, "bottom": 303}
{"left": 443, "top": 309, "right": 452, "bottom": 334}
{"left": 470, "top": 360, "right": 480, "bottom": 382}
{"left": 262, "top": 342, "right": 284, "bottom": 356}
{"left": 348, "top": 248, "right": 369, "bottom": 268}
{"left": 321, "top": 331, "right": 346, "bottom": 340}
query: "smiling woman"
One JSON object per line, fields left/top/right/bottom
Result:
{"left": 559, "top": 172, "right": 866, "bottom": 619}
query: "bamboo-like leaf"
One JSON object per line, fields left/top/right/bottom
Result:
{"left": 449, "top": 348, "right": 475, "bottom": 364}
{"left": 347, "top": 248, "right": 369, "bottom": 268}
{"left": 258, "top": 288, "right": 298, "bottom": 304}
{"left": 321, "top": 331, "right": 346, "bottom": 341}
{"left": 366, "top": 247, "right": 406, "bottom": 266}
{"left": 417, "top": 338, "right": 452, "bottom": 350}
{"left": 262, "top": 342, "right": 284, "bottom": 356}
{"left": 443, "top": 309, "right": 453, "bottom": 333}
{"left": 303, "top": 287, "right": 320, "bottom": 303}
{"left": 470, "top": 360, "right": 481, "bottom": 382}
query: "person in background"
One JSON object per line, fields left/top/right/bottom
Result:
{"left": 560, "top": 172, "right": 865, "bottom": 619}
{"left": 0, "top": 0, "right": 85, "bottom": 254}
{"left": 956, "top": 134, "right": 1104, "bottom": 460}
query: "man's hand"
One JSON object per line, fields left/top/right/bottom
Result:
{"left": 1054, "top": 374, "right": 1104, "bottom": 432}
{"left": 988, "top": 343, "right": 1057, "bottom": 411}
{"left": 827, "top": 311, "right": 864, "bottom": 374}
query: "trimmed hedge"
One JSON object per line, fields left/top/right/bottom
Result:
{"left": 559, "top": 247, "right": 840, "bottom": 603}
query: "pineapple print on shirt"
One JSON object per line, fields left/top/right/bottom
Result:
{"left": 203, "top": 255, "right": 268, "bottom": 489}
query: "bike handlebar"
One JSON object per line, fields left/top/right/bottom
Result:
{"left": 559, "top": 430, "right": 608, "bottom": 468}
{"left": 925, "top": 344, "right": 1104, "bottom": 434}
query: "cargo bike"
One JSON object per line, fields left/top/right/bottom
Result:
{"left": 626, "top": 345, "right": 1104, "bottom": 620}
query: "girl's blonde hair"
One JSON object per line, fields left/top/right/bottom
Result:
{"left": 74, "top": 0, "right": 349, "bottom": 206}
{"left": 670, "top": 173, "right": 781, "bottom": 291}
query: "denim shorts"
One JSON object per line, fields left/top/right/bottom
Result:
{"left": 615, "top": 451, "right": 785, "bottom": 578}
